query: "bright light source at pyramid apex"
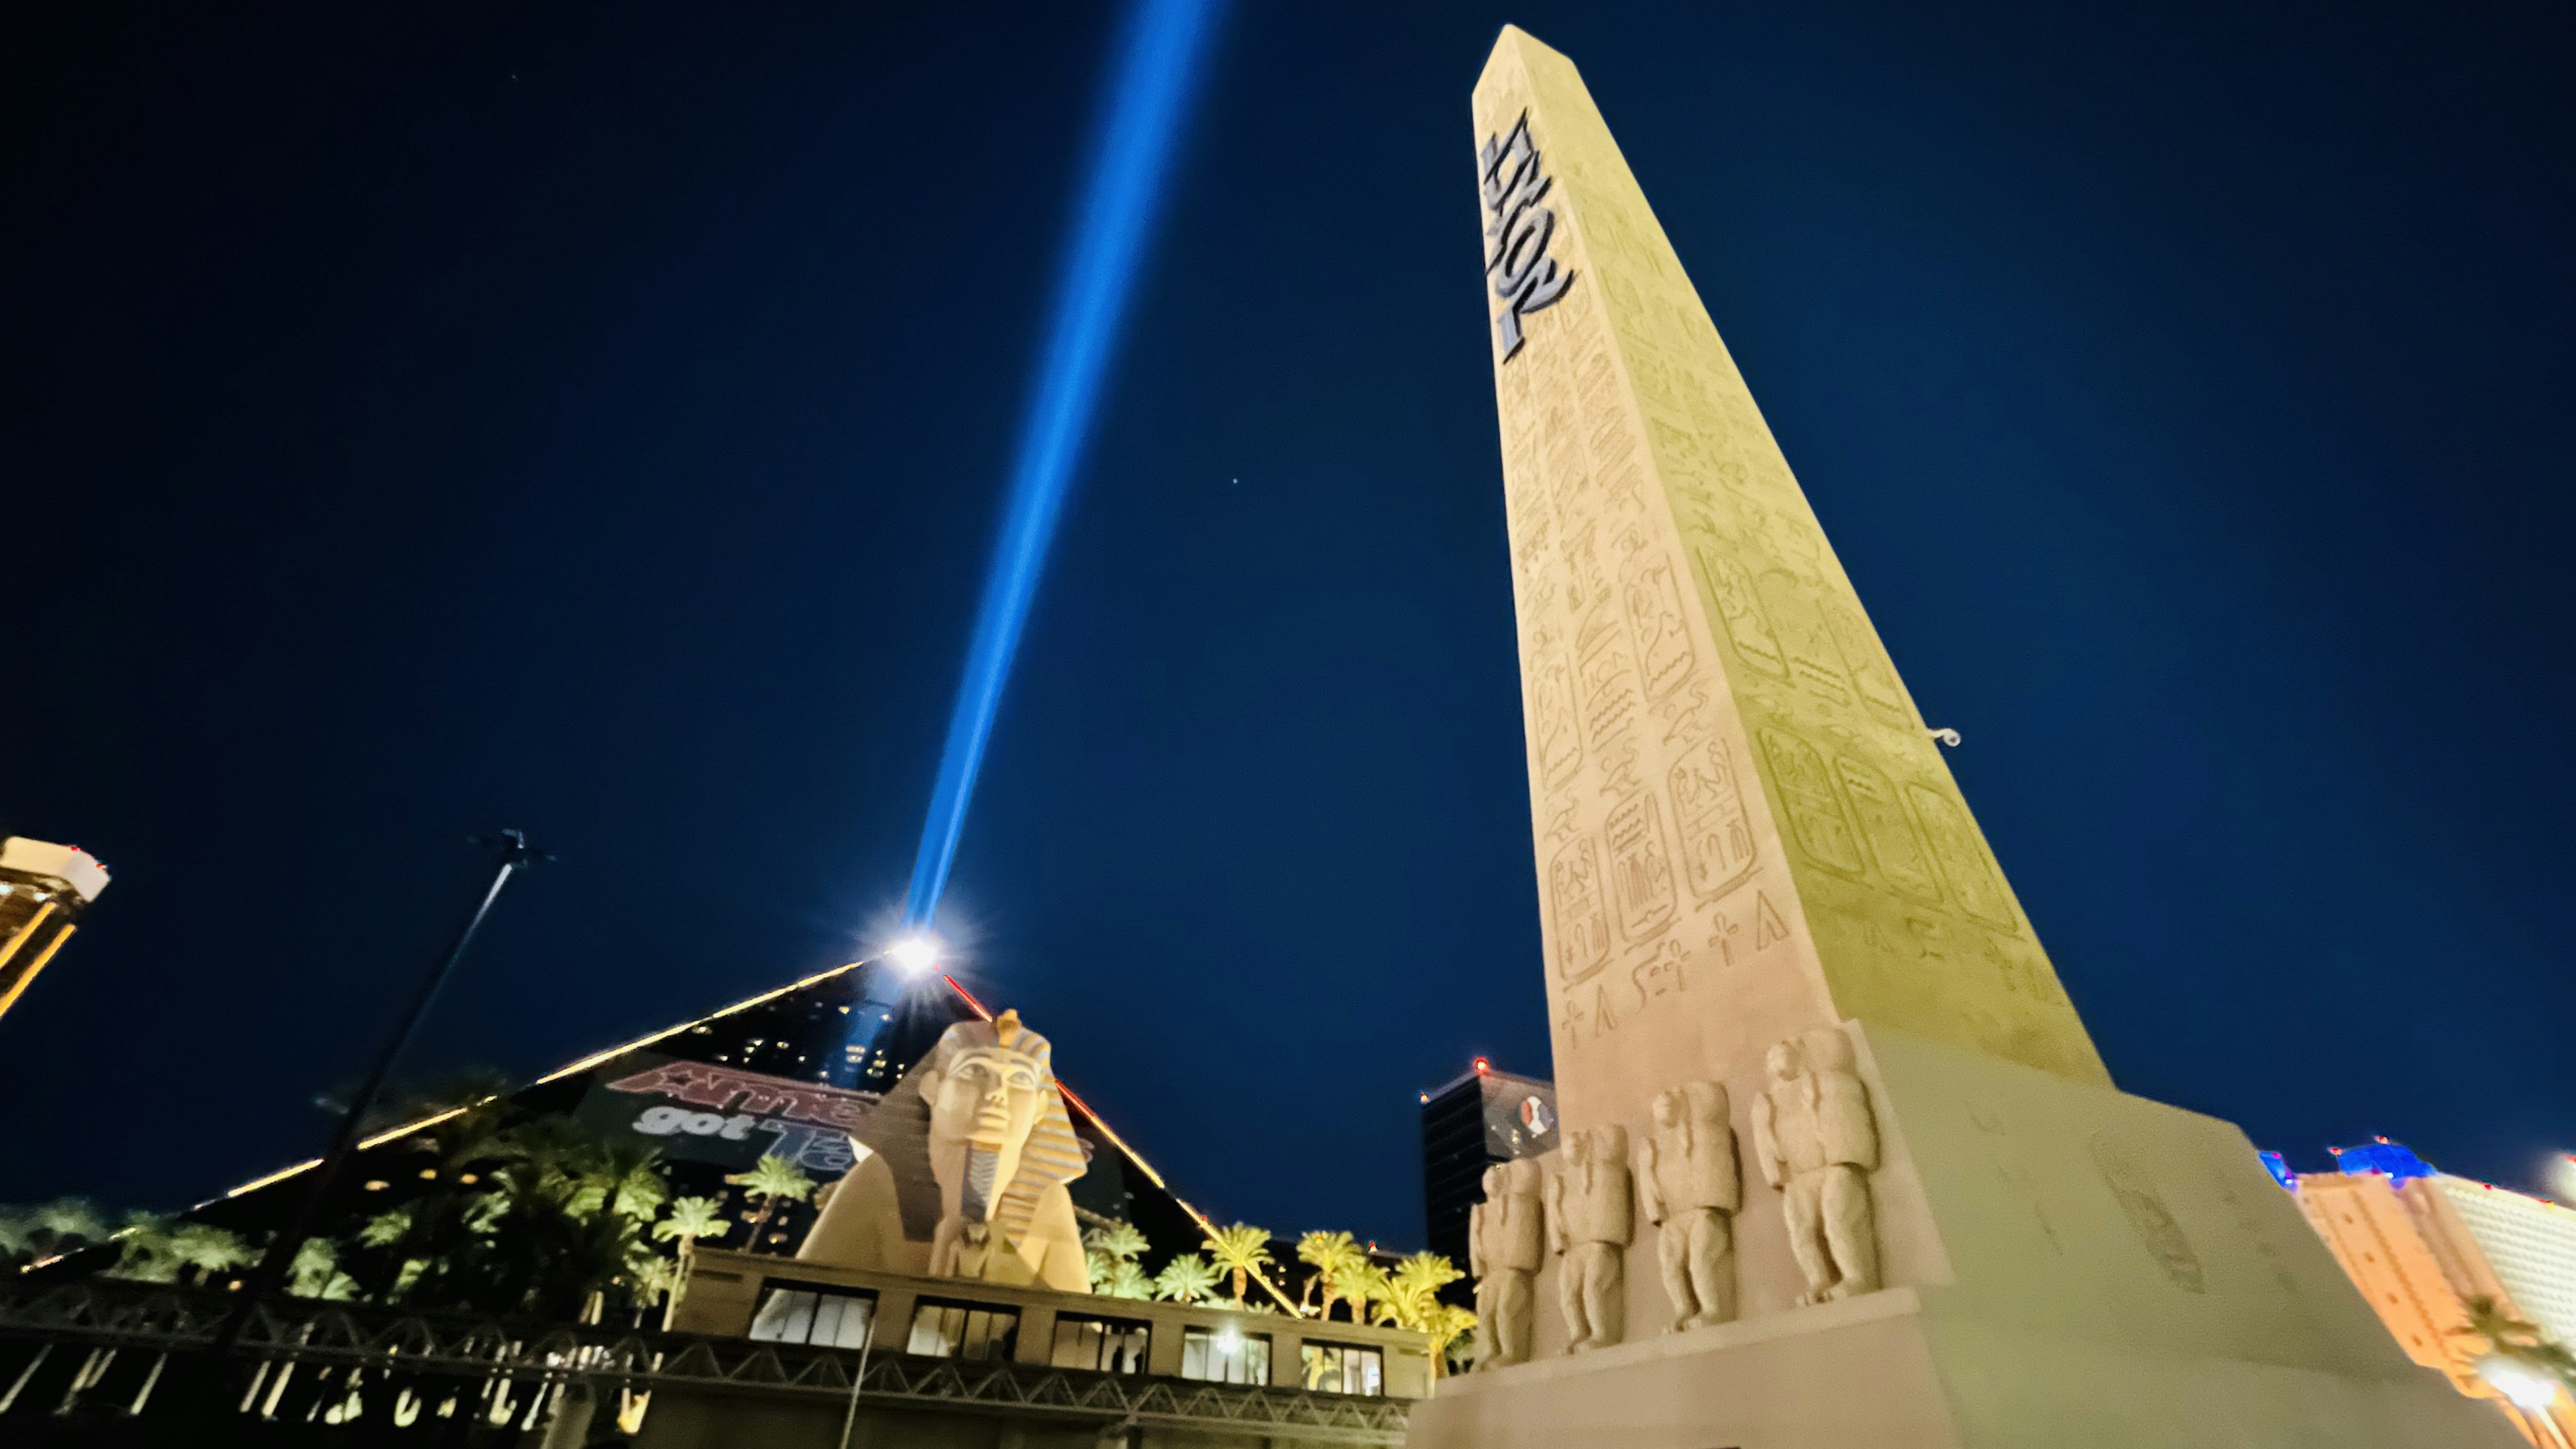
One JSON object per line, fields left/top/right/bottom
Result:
{"left": 887, "top": 935, "right": 942, "bottom": 977}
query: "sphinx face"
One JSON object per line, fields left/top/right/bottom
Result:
{"left": 921, "top": 1044, "right": 1045, "bottom": 1223}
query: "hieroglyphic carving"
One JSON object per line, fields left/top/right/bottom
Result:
{"left": 1831, "top": 755, "right": 1943, "bottom": 906}
{"left": 1548, "top": 839, "right": 1613, "bottom": 984}
{"left": 1603, "top": 792, "right": 1676, "bottom": 941}
{"left": 2088, "top": 1133, "right": 2205, "bottom": 1294}
{"left": 1529, "top": 637, "right": 1582, "bottom": 791}
{"left": 1697, "top": 548, "right": 1788, "bottom": 680}
{"left": 1619, "top": 547, "right": 1696, "bottom": 702}
{"left": 1758, "top": 728, "right": 1867, "bottom": 878}
{"left": 1906, "top": 784, "right": 2018, "bottom": 932}
{"left": 1668, "top": 741, "right": 1757, "bottom": 901}
{"left": 1826, "top": 602, "right": 1913, "bottom": 732}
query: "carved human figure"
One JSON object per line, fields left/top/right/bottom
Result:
{"left": 1469, "top": 1157, "right": 1546, "bottom": 1368}
{"left": 1635, "top": 1080, "right": 1739, "bottom": 1330}
{"left": 799, "top": 1009, "right": 1091, "bottom": 1292}
{"left": 1545, "top": 1124, "right": 1633, "bottom": 1352}
{"left": 1750, "top": 1028, "right": 1882, "bottom": 1305}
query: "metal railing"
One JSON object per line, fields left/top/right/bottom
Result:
{"left": 0, "top": 1281, "right": 1412, "bottom": 1443}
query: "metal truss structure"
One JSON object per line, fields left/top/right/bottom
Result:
{"left": 0, "top": 1283, "right": 1413, "bottom": 1443}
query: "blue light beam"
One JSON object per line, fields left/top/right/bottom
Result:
{"left": 902, "top": 0, "right": 1222, "bottom": 930}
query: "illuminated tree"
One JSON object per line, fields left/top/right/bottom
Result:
{"left": 1204, "top": 1223, "right": 1275, "bottom": 1306}
{"left": 654, "top": 1195, "right": 729, "bottom": 1250}
{"left": 726, "top": 1155, "right": 816, "bottom": 1250}
{"left": 1295, "top": 1230, "right": 1366, "bottom": 1320}
{"left": 1099, "top": 1260, "right": 1155, "bottom": 1300}
{"left": 1152, "top": 1253, "right": 1223, "bottom": 1304}
{"left": 169, "top": 1224, "right": 256, "bottom": 1286}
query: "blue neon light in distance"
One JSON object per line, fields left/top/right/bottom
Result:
{"left": 902, "top": 0, "right": 1223, "bottom": 930}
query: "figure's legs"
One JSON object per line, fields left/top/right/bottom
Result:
{"left": 1819, "top": 1163, "right": 1878, "bottom": 1300}
{"left": 1474, "top": 1278, "right": 1499, "bottom": 1369}
{"left": 1656, "top": 1216, "right": 1696, "bottom": 1332}
{"left": 1577, "top": 1240, "right": 1623, "bottom": 1351}
{"left": 1495, "top": 1270, "right": 1534, "bottom": 1365}
{"left": 1558, "top": 1244, "right": 1593, "bottom": 1351}
{"left": 1683, "top": 1208, "right": 1735, "bottom": 1328}
{"left": 1783, "top": 1171, "right": 1835, "bottom": 1305}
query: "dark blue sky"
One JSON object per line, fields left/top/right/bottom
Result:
{"left": 5, "top": 1, "right": 2570, "bottom": 1248}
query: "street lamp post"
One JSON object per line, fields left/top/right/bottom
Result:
{"left": 217, "top": 829, "right": 551, "bottom": 1351}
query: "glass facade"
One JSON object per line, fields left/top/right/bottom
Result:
{"left": 1299, "top": 1340, "right": 1383, "bottom": 1396}
{"left": 1179, "top": 1325, "right": 1270, "bottom": 1385}
{"left": 747, "top": 1283, "right": 876, "bottom": 1350}
{"left": 906, "top": 1299, "right": 1020, "bottom": 1362}
{"left": 1049, "top": 1313, "right": 1151, "bottom": 1374}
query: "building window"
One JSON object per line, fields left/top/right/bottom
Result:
{"left": 906, "top": 1299, "right": 1020, "bottom": 1362}
{"left": 1179, "top": 1325, "right": 1271, "bottom": 1386}
{"left": 1300, "top": 1341, "right": 1383, "bottom": 1396}
{"left": 747, "top": 1283, "right": 877, "bottom": 1350}
{"left": 1051, "top": 1313, "right": 1151, "bottom": 1374}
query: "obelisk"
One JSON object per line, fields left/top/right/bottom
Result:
{"left": 1411, "top": 26, "right": 2519, "bottom": 1448}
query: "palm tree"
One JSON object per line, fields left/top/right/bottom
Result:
{"left": 288, "top": 1238, "right": 359, "bottom": 1301}
{"left": 1329, "top": 1260, "right": 1390, "bottom": 1326}
{"left": 1204, "top": 1223, "right": 1274, "bottom": 1306}
{"left": 726, "top": 1155, "right": 816, "bottom": 1251}
{"left": 168, "top": 1224, "right": 256, "bottom": 1285}
{"left": 1152, "top": 1253, "right": 1223, "bottom": 1304}
{"left": 1295, "top": 1230, "right": 1366, "bottom": 1319}
{"left": 1085, "top": 1221, "right": 1149, "bottom": 1260}
{"left": 655, "top": 1196, "right": 729, "bottom": 1250}
{"left": 111, "top": 1212, "right": 180, "bottom": 1283}
{"left": 34, "top": 1197, "right": 106, "bottom": 1252}
{"left": 1083, "top": 1222, "right": 1150, "bottom": 1290}
{"left": 2460, "top": 1295, "right": 2576, "bottom": 1381}
{"left": 1098, "top": 1260, "right": 1155, "bottom": 1300}
{"left": 0, "top": 1208, "right": 36, "bottom": 1265}
{"left": 1363, "top": 1252, "right": 1470, "bottom": 1379}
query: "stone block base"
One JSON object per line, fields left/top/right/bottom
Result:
{"left": 1408, "top": 1282, "right": 2519, "bottom": 1449}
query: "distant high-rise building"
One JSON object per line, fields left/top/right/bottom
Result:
{"left": 2289, "top": 1138, "right": 2576, "bottom": 1444}
{"left": 1418, "top": 1059, "right": 1556, "bottom": 1272}
{"left": 0, "top": 837, "right": 108, "bottom": 1026}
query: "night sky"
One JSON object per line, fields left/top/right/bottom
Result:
{"left": 5, "top": 1, "right": 2571, "bottom": 1250}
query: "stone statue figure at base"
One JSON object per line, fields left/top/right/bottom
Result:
{"left": 1546, "top": 1124, "right": 1633, "bottom": 1352}
{"left": 1470, "top": 1157, "right": 1545, "bottom": 1368}
{"left": 1636, "top": 1080, "right": 1739, "bottom": 1331}
{"left": 1751, "top": 1028, "right": 1881, "bottom": 1306}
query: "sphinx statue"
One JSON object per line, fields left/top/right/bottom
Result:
{"left": 1636, "top": 1079, "right": 1739, "bottom": 1331}
{"left": 1469, "top": 1156, "right": 1544, "bottom": 1368}
{"left": 798, "top": 1009, "right": 1092, "bottom": 1292}
{"left": 1750, "top": 1028, "right": 1881, "bottom": 1306}
{"left": 1546, "top": 1124, "right": 1633, "bottom": 1352}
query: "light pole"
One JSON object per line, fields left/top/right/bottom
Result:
{"left": 218, "top": 829, "right": 551, "bottom": 1351}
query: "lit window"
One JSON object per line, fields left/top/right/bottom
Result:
{"left": 748, "top": 1282, "right": 876, "bottom": 1350}
{"left": 1051, "top": 1313, "right": 1150, "bottom": 1374}
{"left": 1300, "top": 1341, "right": 1383, "bottom": 1396}
{"left": 1180, "top": 1326, "right": 1271, "bottom": 1386}
{"left": 907, "top": 1299, "right": 1019, "bottom": 1362}
{"left": 363, "top": 1181, "right": 388, "bottom": 1192}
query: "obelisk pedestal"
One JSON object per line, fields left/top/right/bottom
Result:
{"left": 1415, "top": 26, "right": 2519, "bottom": 1448}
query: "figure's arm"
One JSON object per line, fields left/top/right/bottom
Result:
{"left": 1750, "top": 1094, "right": 1788, "bottom": 1189}
{"left": 1545, "top": 1173, "right": 1568, "bottom": 1254}
{"left": 1468, "top": 1201, "right": 1489, "bottom": 1280}
{"left": 1635, "top": 1137, "right": 1665, "bottom": 1225}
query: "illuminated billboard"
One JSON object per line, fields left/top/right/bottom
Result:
{"left": 574, "top": 1052, "right": 884, "bottom": 1176}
